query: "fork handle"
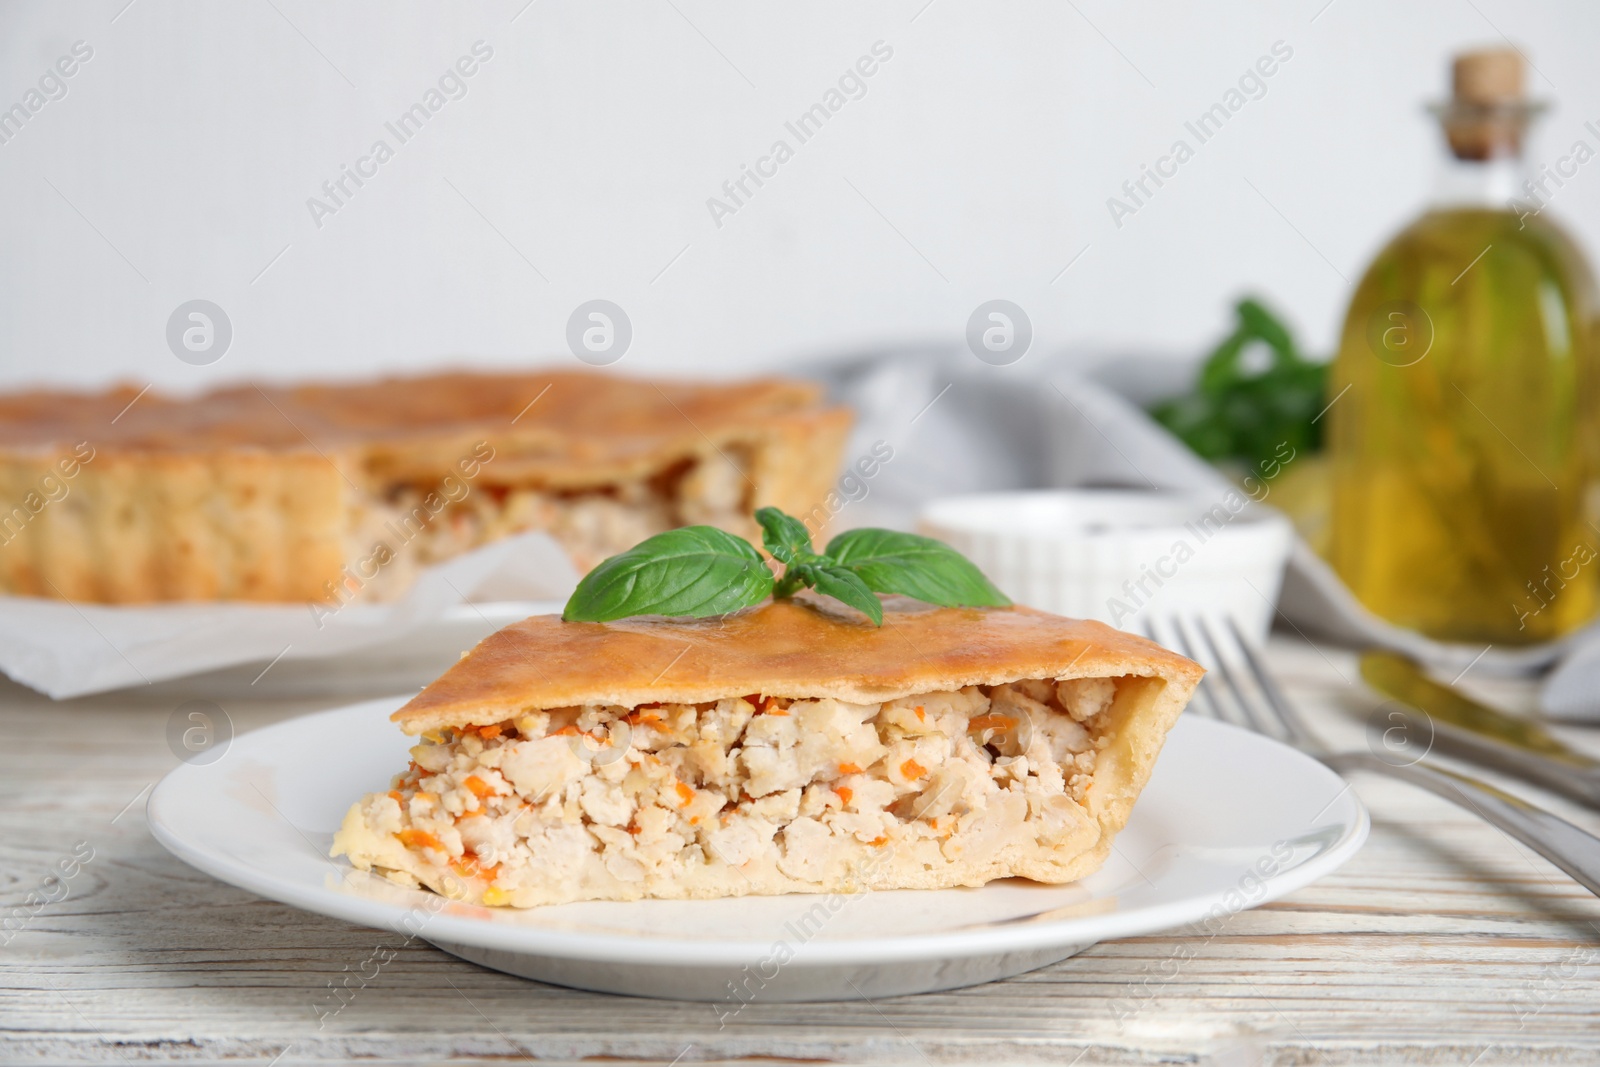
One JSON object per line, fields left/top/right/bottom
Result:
{"left": 1423, "top": 720, "right": 1600, "bottom": 811}
{"left": 1323, "top": 752, "right": 1600, "bottom": 897}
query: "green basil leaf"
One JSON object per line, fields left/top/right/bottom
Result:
{"left": 823, "top": 528, "right": 1011, "bottom": 609}
{"left": 800, "top": 563, "right": 884, "bottom": 626}
{"left": 755, "top": 506, "right": 815, "bottom": 565}
{"left": 562, "top": 526, "right": 774, "bottom": 622}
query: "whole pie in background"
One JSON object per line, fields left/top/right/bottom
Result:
{"left": 0, "top": 370, "right": 851, "bottom": 604}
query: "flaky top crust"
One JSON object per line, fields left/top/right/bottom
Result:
{"left": 393, "top": 596, "right": 1205, "bottom": 734}
{"left": 0, "top": 369, "right": 837, "bottom": 468}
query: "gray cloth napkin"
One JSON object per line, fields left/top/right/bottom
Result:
{"left": 802, "top": 348, "right": 1600, "bottom": 720}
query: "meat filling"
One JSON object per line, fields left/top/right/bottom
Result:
{"left": 333, "top": 676, "right": 1129, "bottom": 907}
{"left": 346, "top": 450, "right": 752, "bottom": 600}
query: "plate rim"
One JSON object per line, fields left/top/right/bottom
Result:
{"left": 148, "top": 696, "right": 1369, "bottom": 967}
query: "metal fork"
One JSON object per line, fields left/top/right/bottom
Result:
{"left": 1146, "top": 613, "right": 1600, "bottom": 898}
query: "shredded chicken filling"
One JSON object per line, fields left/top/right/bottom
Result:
{"left": 350, "top": 677, "right": 1125, "bottom": 904}
{"left": 348, "top": 450, "right": 753, "bottom": 599}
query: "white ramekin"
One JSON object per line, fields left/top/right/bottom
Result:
{"left": 917, "top": 489, "right": 1294, "bottom": 645}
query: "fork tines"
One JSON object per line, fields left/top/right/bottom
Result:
{"left": 1131, "top": 612, "right": 1311, "bottom": 746}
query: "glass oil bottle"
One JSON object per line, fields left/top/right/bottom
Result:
{"left": 1328, "top": 48, "right": 1600, "bottom": 643}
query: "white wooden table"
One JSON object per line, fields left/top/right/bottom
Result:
{"left": 5, "top": 634, "right": 1599, "bottom": 1065}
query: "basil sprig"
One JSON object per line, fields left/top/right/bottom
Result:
{"left": 561, "top": 506, "right": 1010, "bottom": 625}
{"left": 559, "top": 526, "right": 775, "bottom": 623}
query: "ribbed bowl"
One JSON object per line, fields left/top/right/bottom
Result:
{"left": 918, "top": 489, "right": 1294, "bottom": 647}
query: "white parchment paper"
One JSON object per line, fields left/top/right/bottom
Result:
{"left": 0, "top": 531, "right": 579, "bottom": 699}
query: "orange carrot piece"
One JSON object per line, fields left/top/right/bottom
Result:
{"left": 967, "top": 714, "right": 1017, "bottom": 732}
{"left": 901, "top": 758, "right": 928, "bottom": 780}
{"left": 463, "top": 776, "right": 494, "bottom": 799}
{"left": 451, "top": 855, "right": 500, "bottom": 882}
{"left": 398, "top": 828, "right": 443, "bottom": 851}
{"left": 838, "top": 762, "right": 862, "bottom": 775}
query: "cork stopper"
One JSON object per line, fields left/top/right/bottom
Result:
{"left": 1453, "top": 48, "right": 1525, "bottom": 107}
{"left": 1439, "top": 47, "right": 1533, "bottom": 160}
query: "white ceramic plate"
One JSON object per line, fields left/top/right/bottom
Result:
{"left": 148, "top": 698, "right": 1368, "bottom": 1002}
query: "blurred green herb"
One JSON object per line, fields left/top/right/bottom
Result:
{"left": 1148, "top": 298, "right": 1328, "bottom": 468}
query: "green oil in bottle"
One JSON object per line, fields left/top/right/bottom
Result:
{"left": 1328, "top": 48, "right": 1600, "bottom": 644}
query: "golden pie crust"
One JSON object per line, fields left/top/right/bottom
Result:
{"left": 393, "top": 595, "right": 1202, "bottom": 734}
{"left": 0, "top": 370, "right": 851, "bottom": 603}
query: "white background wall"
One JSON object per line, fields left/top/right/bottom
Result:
{"left": 1, "top": 0, "right": 1596, "bottom": 392}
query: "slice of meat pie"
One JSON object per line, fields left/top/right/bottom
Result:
{"left": 0, "top": 370, "right": 850, "bottom": 603}
{"left": 332, "top": 596, "right": 1202, "bottom": 906}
